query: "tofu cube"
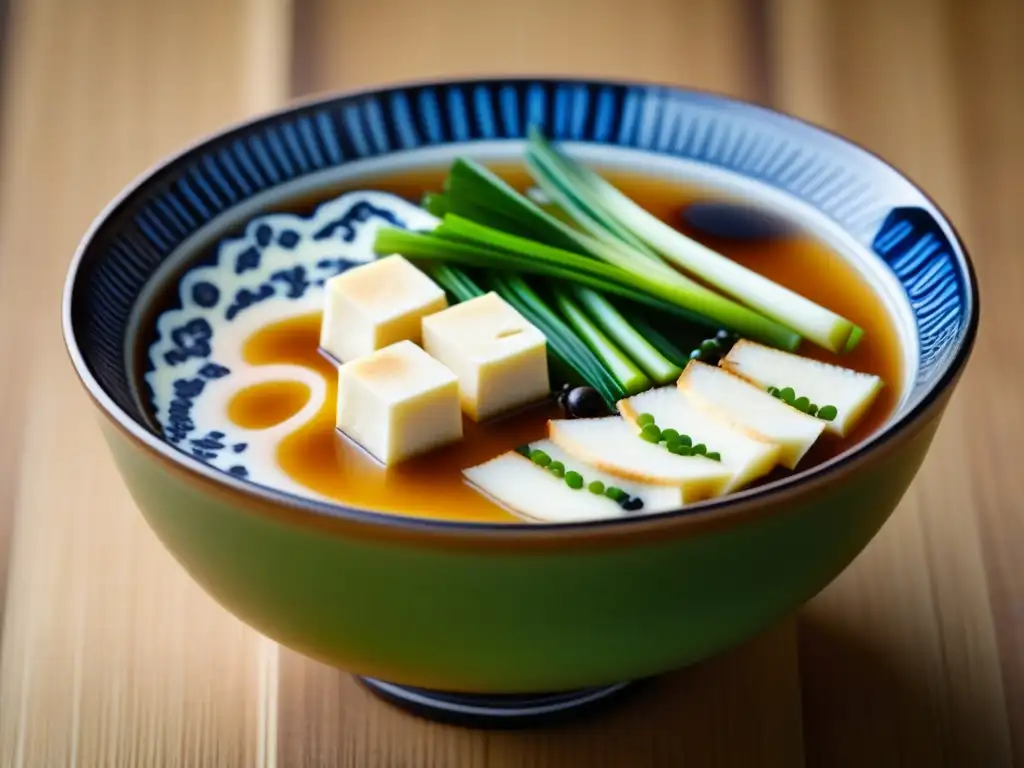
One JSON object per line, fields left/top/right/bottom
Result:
{"left": 320, "top": 254, "right": 447, "bottom": 363}
{"left": 335, "top": 340, "right": 462, "bottom": 465}
{"left": 421, "top": 292, "right": 549, "bottom": 421}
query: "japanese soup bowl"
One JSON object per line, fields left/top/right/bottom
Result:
{"left": 63, "top": 78, "right": 977, "bottom": 725}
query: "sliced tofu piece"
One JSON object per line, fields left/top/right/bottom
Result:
{"left": 320, "top": 254, "right": 447, "bottom": 363}
{"left": 335, "top": 340, "right": 461, "bottom": 465}
{"left": 463, "top": 452, "right": 627, "bottom": 523}
{"left": 720, "top": 340, "right": 884, "bottom": 437}
{"left": 548, "top": 417, "right": 731, "bottom": 501}
{"left": 618, "top": 387, "right": 781, "bottom": 493}
{"left": 422, "top": 292, "right": 550, "bottom": 421}
{"left": 678, "top": 360, "right": 825, "bottom": 469}
{"left": 530, "top": 439, "right": 685, "bottom": 513}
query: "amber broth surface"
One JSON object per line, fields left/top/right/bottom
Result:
{"left": 226, "top": 166, "right": 902, "bottom": 523}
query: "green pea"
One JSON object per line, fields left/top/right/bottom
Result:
{"left": 678, "top": 434, "right": 693, "bottom": 447}
{"left": 670, "top": 444, "right": 692, "bottom": 456}
{"left": 794, "top": 396, "right": 810, "bottom": 412}
{"left": 549, "top": 466, "right": 565, "bottom": 478}
{"left": 779, "top": 387, "right": 796, "bottom": 404}
{"left": 705, "top": 451, "right": 722, "bottom": 462}
{"left": 588, "top": 480, "right": 605, "bottom": 495}
{"left": 529, "top": 449, "right": 551, "bottom": 467}
{"left": 547, "top": 460, "right": 565, "bottom": 473}
{"left": 641, "top": 424, "right": 662, "bottom": 441}
{"left": 700, "top": 338, "right": 722, "bottom": 355}
{"left": 605, "top": 486, "right": 626, "bottom": 502}
{"left": 515, "top": 444, "right": 531, "bottom": 457}
{"left": 817, "top": 405, "right": 838, "bottom": 421}
{"left": 565, "top": 471, "right": 584, "bottom": 489}
{"left": 807, "top": 404, "right": 819, "bottom": 416}
{"left": 636, "top": 413, "right": 656, "bottom": 428}
{"left": 661, "top": 428, "right": 680, "bottom": 443}
{"left": 692, "top": 443, "right": 707, "bottom": 456}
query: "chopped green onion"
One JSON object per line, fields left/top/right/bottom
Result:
{"left": 523, "top": 149, "right": 663, "bottom": 263}
{"left": 486, "top": 274, "right": 626, "bottom": 407}
{"left": 375, "top": 223, "right": 800, "bottom": 350}
{"left": 572, "top": 287, "right": 682, "bottom": 384}
{"left": 817, "top": 405, "right": 838, "bottom": 422}
{"left": 427, "top": 264, "right": 485, "bottom": 303}
{"left": 641, "top": 424, "right": 662, "bottom": 441}
{"left": 527, "top": 128, "right": 860, "bottom": 352}
{"left": 421, "top": 192, "right": 449, "bottom": 218}
{"left": 843, "top": 325, "right": 864, "bottom": 353}
{"left": 552, "top": 287, "right": 651, "bottom": 395}
{"left": 616, "top": 309, "right": 701, "bottom": 367}
{"left": 438, "top": 214, "right": 801, "bottom": 349}
{"left": 530, "top": 449, "right": 551, "bottom": 467}
{"left": 605, "top": 486, "right": 627, "bottom": 502}
{"left": 705, "top": 451, "right": 722, "bottom": 462}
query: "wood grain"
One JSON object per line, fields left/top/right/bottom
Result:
{"left": 278, "top": 622, "right": 803, "bottom": 768}
{"left": 768, "top": 0, "right": 1020, "bottom": 765}
{"left": 0, "top": 1, "right": 291, "bottom": 766}
{"left": 292, "top": 0, "right": 761, "bottom": 99}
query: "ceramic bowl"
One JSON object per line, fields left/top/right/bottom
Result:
{"left": 62, "top": 78, "right": 978, "bottom": 727}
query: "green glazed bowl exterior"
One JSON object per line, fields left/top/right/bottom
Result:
{"left": 101, "top": 394, "right": 948, "bottom": 693}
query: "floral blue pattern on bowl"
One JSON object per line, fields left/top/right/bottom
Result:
{"left": 145, "top": 192, "right": 436, "bottom": 487}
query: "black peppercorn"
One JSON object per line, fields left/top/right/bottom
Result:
{"left": 564, "top": 386, "right": 606, "bottom": 418}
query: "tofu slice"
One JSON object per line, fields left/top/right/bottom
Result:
{"left": 463, "top": 452, "right": 627, "bottom": 523}
{"left": 678, "top": 360, "right": 825, "bottom": 469}
{"left": 548, "top": 417, "right": 731, "bottom": 501}
{"left": 422, "top": 292, "right": 550, "bottom": 421}
{"left": 335, "top": 340, "right": 461, "bottom": 465}
{"left": 720, "top": 340, "right": 884, "bottom": 437}
{"left": 530, "top": 439, "right": 685, "bottom": 513}
{"left": 618, "top": 387, "right": 782, "bottom": 493}
{"left": 320, "top": 254, "right": 447, "bottom": 363}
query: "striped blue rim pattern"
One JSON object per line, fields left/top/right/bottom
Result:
{"left": 68, "top": 77, "right": 974, "bottom": 442}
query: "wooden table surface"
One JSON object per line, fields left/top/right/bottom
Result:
{"left": 0, "top": 1, "right": 1020, "bottom": 765}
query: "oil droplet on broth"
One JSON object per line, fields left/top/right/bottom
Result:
{"left": 227, "top": 380, "right": 311, "bottom": 430}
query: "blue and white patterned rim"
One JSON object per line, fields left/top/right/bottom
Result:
{"left": 143, "top": 192, "right": 436, "bottom": 490}
{"left": 62, "top": 77, "right": 979, "bottom": 533}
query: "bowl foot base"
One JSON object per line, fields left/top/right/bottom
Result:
{"left": 356, "top": 677, "right": 637, "bottom": 729}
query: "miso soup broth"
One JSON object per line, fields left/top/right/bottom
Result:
{"left": 144, "top": 164, "right": 902, "bottom": 524}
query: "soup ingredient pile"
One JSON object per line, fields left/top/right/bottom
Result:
{"left": 315, "top": 130, "right": 886, "bottom": 523}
